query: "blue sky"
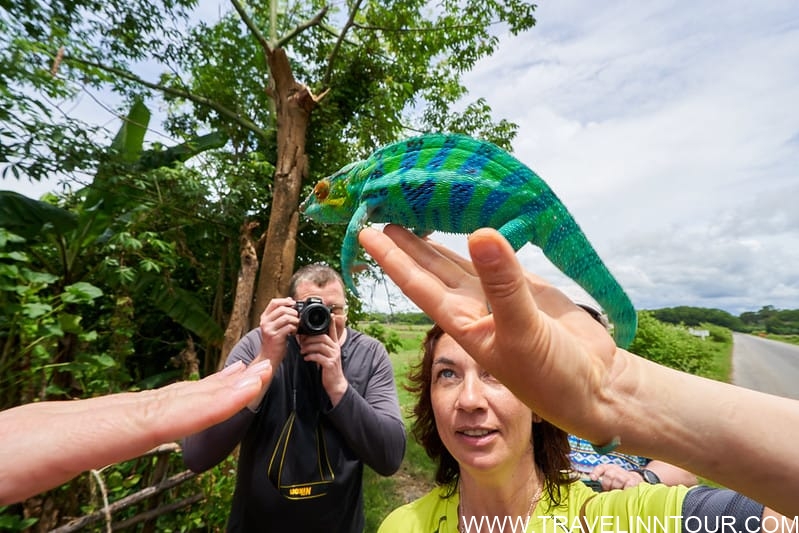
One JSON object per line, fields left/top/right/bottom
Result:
{"left": 4, "top": 0, "right": 798, "bottom": 316}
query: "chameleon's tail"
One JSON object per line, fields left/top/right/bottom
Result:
{"left": 541, "top": 217, "right": 637, "bottom": 348}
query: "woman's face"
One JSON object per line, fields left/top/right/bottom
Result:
{"left": 430, "top": 334, "right": 535, "bottom": 476}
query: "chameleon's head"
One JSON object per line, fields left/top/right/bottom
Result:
{"left": 300, "top": 161, "right": 363, "bottom": 224}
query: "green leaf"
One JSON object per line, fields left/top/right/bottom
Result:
{"left": 110, "top": 98, "right": 151, "bottom": 162}
{"left": 58, "top": 313, "right": 84, "bottom": 333}
{"left": 0, "top": 190, "right": 78, "bottom": 240}
{"left": 39, "top": 322, "right": 64, "bottom": 337}
{"left": 137, "top": 273, "right": 224, "bottom": 343}
{"left": 61, "top": 281, "right": 103, "bottom": 304}
{"left": 20, "top": 269, "right": 59, "bottom": 285}
{"left": 0, "top": 251, "right": 29, "bottom": 262}
{"left": 21, "top": 302, "right": 52, "bottom": 318}
{"left": 92, "top": 354, "right": 117, "bottom": 368}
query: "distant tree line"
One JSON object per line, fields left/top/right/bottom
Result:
{"left": 648, "top": 305, "right": 799, "bottom": 335}
{"left": 364, "top": 311, "right": 434, "bottom": 326}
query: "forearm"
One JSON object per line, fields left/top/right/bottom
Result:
{"left": 182, "top": 407, "right": 254, "bottom": 473}
{"left": 327, "top": 387, "right": 406, "bottom": 475}
{"left": 602, "top": 352, "right": 799, "bottom": 515}
{"left": 0, "top": 361, "right": 270, "bottom": 505}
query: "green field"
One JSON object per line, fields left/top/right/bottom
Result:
{"left": 362, "top": 324, "right": 435, "bottom": 532}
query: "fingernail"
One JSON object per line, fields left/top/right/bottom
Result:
{"left": 249, "top": 360, "right": 271, "bottom": 373}
{"left": 469, "top": 234, "right": 502, "bottom": 263}
{"left": 221, "top": 361, "right": 244, "bottom": 375}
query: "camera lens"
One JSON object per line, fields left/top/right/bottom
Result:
{"left": 305, "top": 306, "right": 330, "bottom": 331}
{"left": 295, "top": 298, "right": 332, "bottom": 335}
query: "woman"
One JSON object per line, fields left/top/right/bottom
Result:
{"left": 379, "top": 325, "right": 785, "bottom": 533}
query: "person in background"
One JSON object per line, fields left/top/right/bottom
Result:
{"left": 182, "top": 263, "right": 406, "bottom": 532}
{"left": 358, "top": 224, "right": 799, "bottom": 515}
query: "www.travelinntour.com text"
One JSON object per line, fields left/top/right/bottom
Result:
{"left": 458, "top": 514, "right": 799, "bottom": 533}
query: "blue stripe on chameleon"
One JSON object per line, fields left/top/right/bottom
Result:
{"left": 449, "top": 181, "right": 476, "bottom": 230}
{"left": 500, "top": 168, "right": 532, "bottom": 189}
{"left": 479, "top": 189, "right": 511, "bottom": 227}
{"left": 543, "top": 222, "right": 571, "bottom": 252}
{"left": 459, "top": 150, "right": 491, "bottom": 176}
{"left": 400, "top": 138, "right": 425, "bottom": 170}
{"left": 400, "top": 178, "right": 436, "bottom": 222}
{"left": 426, "top": 136, "right": 458, "bottom": 170}
{"left": 368, "top": 159, "right": 384, "bottom": 180}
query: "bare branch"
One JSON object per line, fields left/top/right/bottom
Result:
{"left": 322, "top": 0, "right": 364, "bottom": 87}
{"left": 64, "top": 55, "right": 271, "bottom": 141}
{"left": 230, "top": 0, "right": 272, "bottom": 55}
{"left": 275, "top": 6, "right": 329, "bottom": 49}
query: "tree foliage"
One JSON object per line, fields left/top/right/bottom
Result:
{"left": 1, "top": 0, "right": 544, "bottom": 527}
{"left": 649, "top": 305, "right": 799, "bottom": 335}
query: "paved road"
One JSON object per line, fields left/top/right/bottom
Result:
{"left": 731, "top": 332, "right": 799, "bottom": 400}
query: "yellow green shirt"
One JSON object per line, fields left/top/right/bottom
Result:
{"left": 378, "top": 480, "right": 689, "bottom": 533}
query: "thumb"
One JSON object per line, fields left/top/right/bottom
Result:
{"left": 467, "top": 228, "right": 543, "bottom": 335}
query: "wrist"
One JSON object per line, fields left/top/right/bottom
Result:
{"left": 633, "top": 468, "right": 661, "bottom": 484}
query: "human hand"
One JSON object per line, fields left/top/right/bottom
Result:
{"left": 0, "top": 360, "right": 272, "bottom": 505}
{"left": 298, "top": 319, "right": 347, "bottom": 406}
{"left": 590, "top": 464, "right": 646, "bottom": 491}
{"left": 257, "top": 297, "right": 300, "bottom": 367}
{"left": 358, "top": 225, "right": 619, "bottom": 444}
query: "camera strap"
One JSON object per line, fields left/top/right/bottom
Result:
{"left": 266, "top": 346, "right": 335, "bottom": 499}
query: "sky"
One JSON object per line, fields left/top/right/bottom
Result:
{"left": 4, "top": 0, "right": 798, "bottom": 317}
{"left": 365, "top": 0, "right": 799, "bottom": 316}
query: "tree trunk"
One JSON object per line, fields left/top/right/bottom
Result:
{"left": 252, "top": 47, "right": 315, "bottom": 328}
{"left": 220, "top": 221, "right": 260, "bottom": 370}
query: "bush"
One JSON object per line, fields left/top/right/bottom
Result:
{"left": 629, "top": 312, "right": 715, "bottom": 376}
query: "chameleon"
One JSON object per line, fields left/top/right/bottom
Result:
{"left": 300, "top": 133, "right": 637, "bottom": 347}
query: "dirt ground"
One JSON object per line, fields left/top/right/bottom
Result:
{"left": 391, "top": 464, "right": 432, "bottom": 504}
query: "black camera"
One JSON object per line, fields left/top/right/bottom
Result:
{"left": 294, "top": 297, "right": 332, "bottom": 336}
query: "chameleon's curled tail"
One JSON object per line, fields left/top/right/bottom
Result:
{"left": 540, "top": 213, "right": 637, "bottom": 348}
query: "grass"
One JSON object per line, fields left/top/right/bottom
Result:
{"left": 363, "top": 324, "right": 435, "bottom": 533}
{"left": 763, "top": 333, "right": 799, "bottom": 346}
{"left": 699, "top": 335, "right": 734, "bottom": 382}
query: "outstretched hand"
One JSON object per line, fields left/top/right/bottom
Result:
{"left": 0, "top": 360, "right": 272, "bottom": 505}
{"left": 360, "top": 225, "right": 799, "bottom": 516}
{"left": 358, "top": 225, "right": 620, "bottom": 443}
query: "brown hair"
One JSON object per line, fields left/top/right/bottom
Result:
{"left": 288, "top": 263, "right": 346, "bottom": 298}
{"left": 406, "top": 325, "right": 573, "bottom": 505}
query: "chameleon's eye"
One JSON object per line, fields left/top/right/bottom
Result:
{"left": 313, "top": 180, "right": 330, "bottom": 201}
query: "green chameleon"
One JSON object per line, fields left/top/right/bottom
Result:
{"left": 300, "top": 133, "right": 637, "bottom": 347}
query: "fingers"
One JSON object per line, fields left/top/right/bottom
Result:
{"left": 260, "top": 298, "right": 299, "bottom": 338}
{"left": 359, "top": 225, "right": 487, "bottom": 331}
{"left": 137, "top": 360, "right": 273, "bottom": 441}
{"left": 591, "top": 464, "right": 643, "bottom": 490}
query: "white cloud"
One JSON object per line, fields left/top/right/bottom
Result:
{"left": 440, "top": 0, "right": 799, "bottom": 315}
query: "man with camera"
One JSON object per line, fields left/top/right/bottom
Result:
{"left": 182, "top": 263, "right": 406, "bottom": 532}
